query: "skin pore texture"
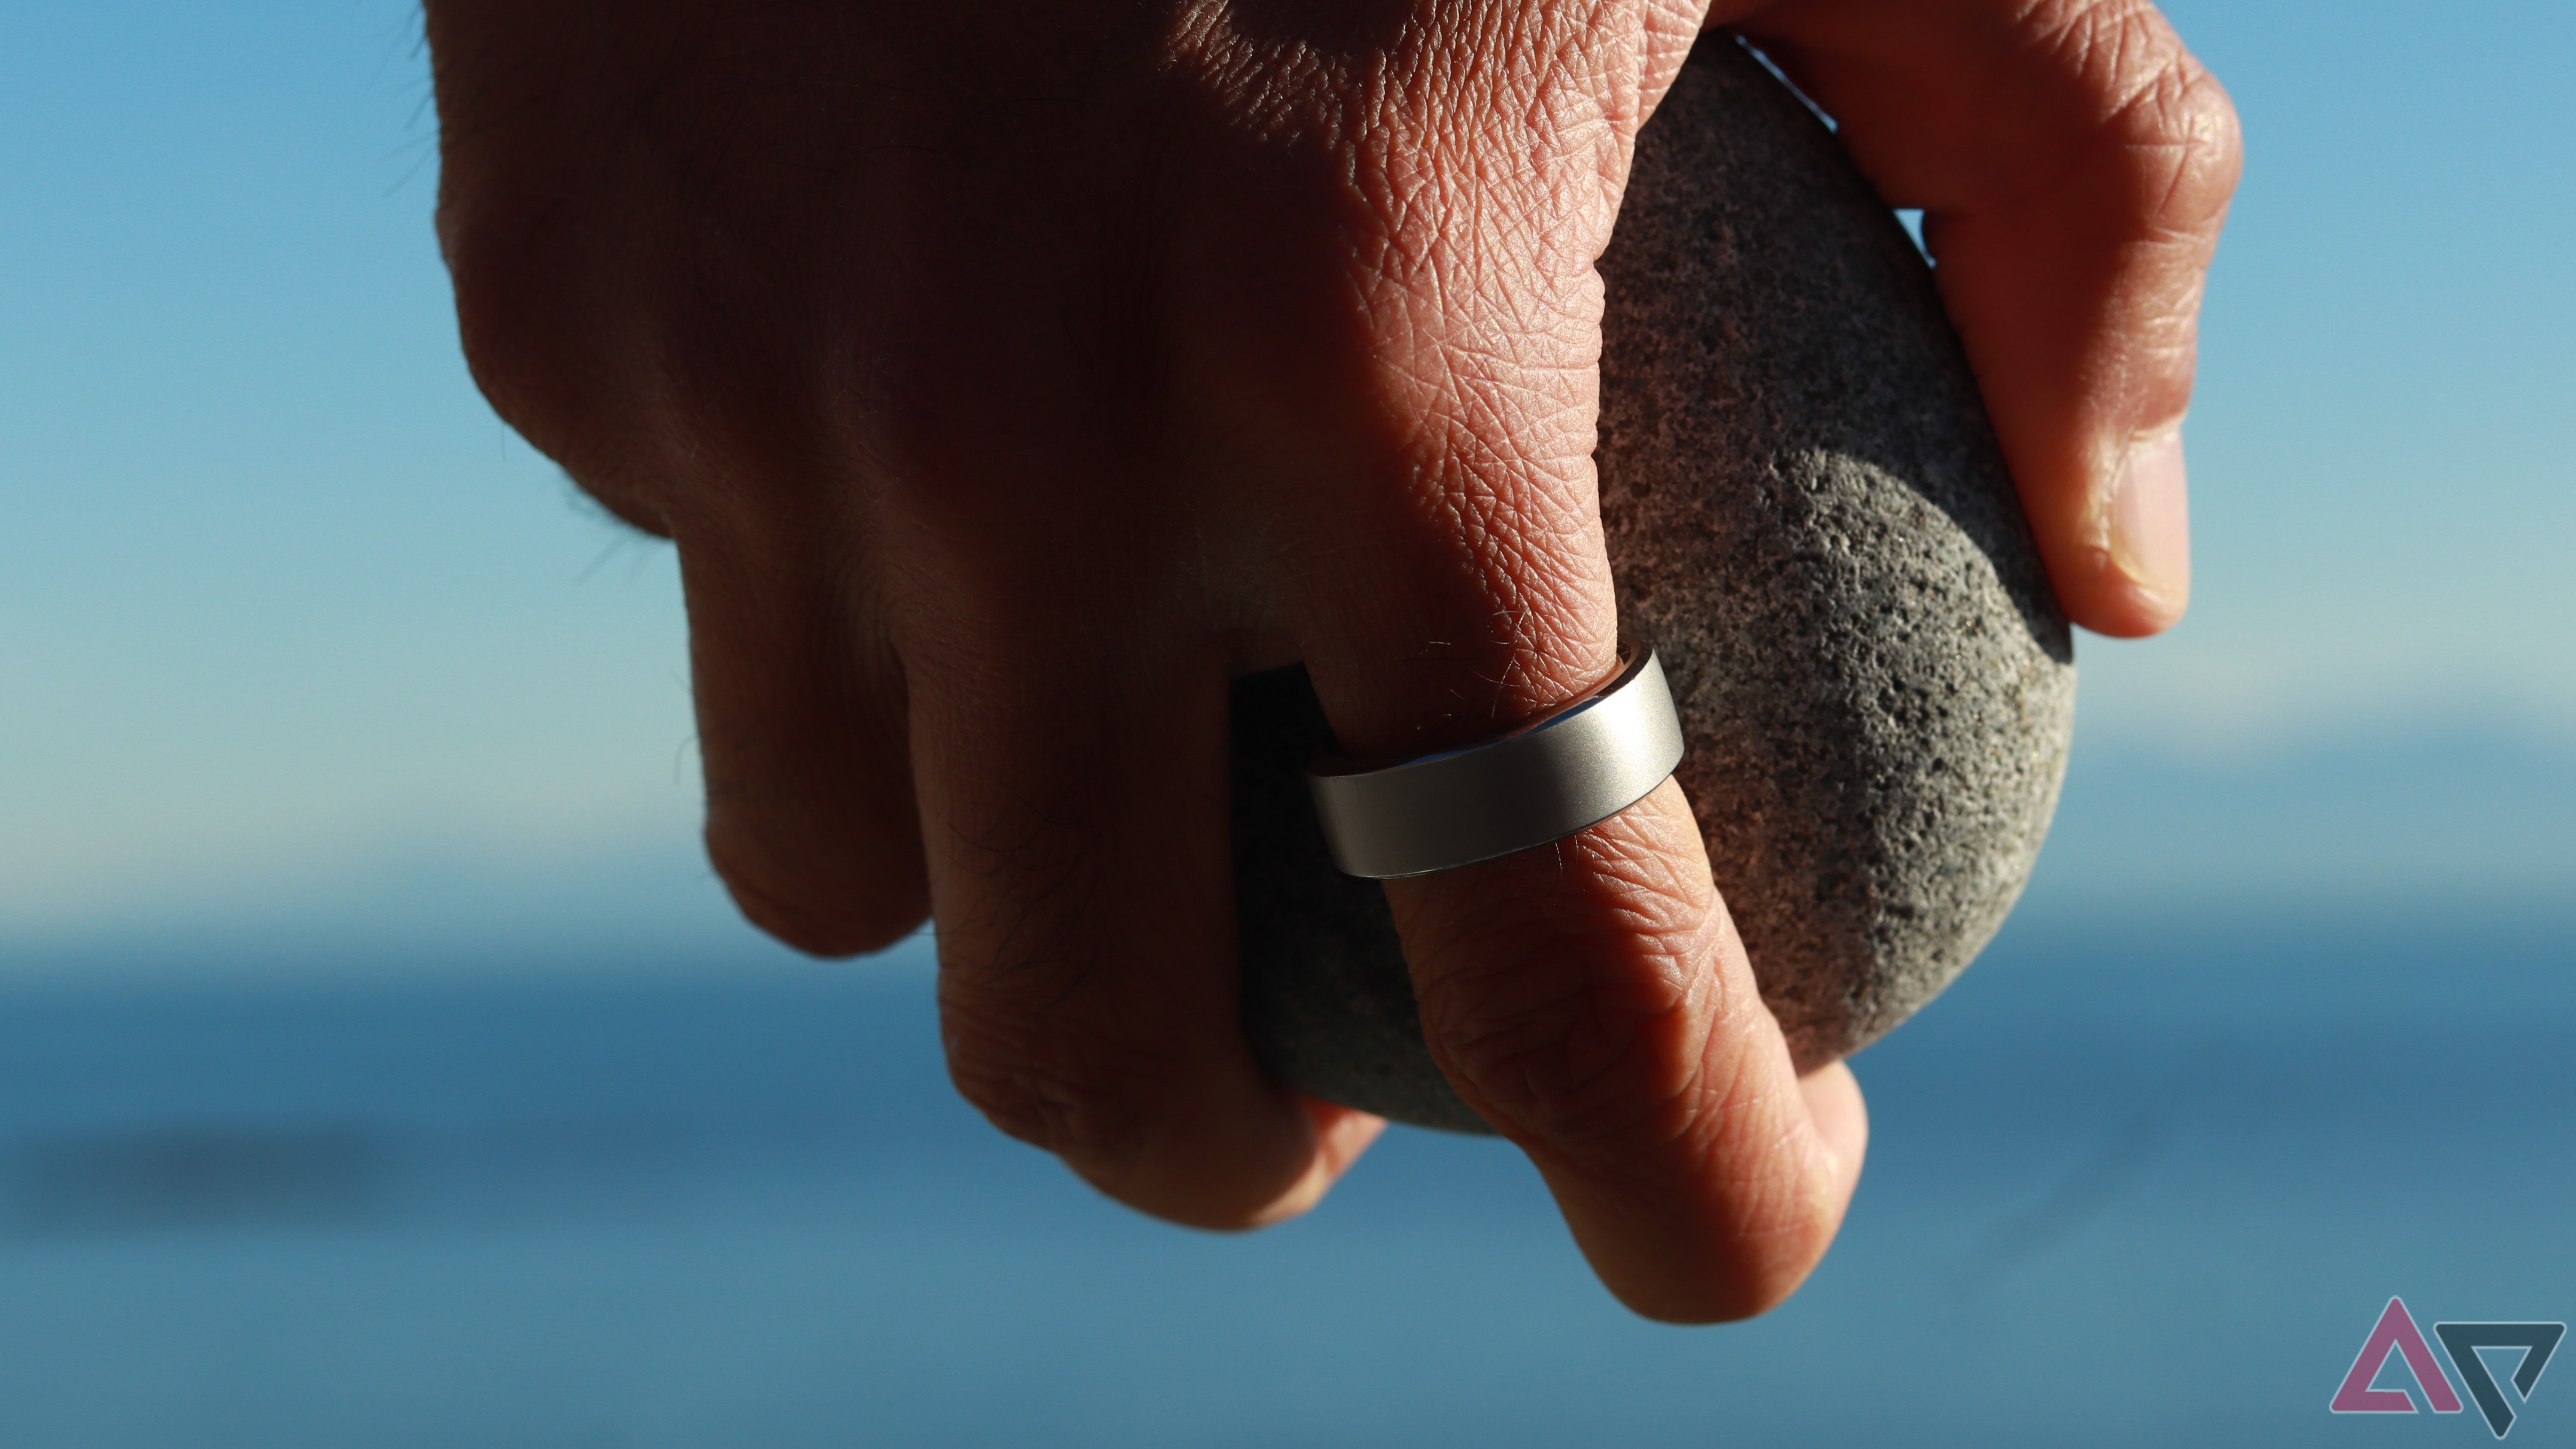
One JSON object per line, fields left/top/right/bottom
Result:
{"left": 424, "top": 0, "right": 2236, "bottom": 1321}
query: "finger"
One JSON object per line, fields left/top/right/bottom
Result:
{"left": 903, "top": 622, "right": 1376, "bottom": 1228}
{"left": 674, "top": 523, "right": 929, "bottom": 957}
{"left": 1392, "top": 783, "right": 1865, "bottom": 1321}
{"left": 1731, "top": 0, "right": 2242, "bottom": 635}
{"left": 1276, "top": 321, "right": 1859, "bottom": 1320}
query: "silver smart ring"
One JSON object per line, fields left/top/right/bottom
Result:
{"left": 1304, "top": 645, "right": 1686, "bottom": 879}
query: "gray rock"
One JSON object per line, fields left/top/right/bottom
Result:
{"left": 1230, "top": 36, "right": 2077, "bottom": 1135}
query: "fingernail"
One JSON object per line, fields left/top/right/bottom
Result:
{"left": 2108, "top": 429, "right": 2191, "bottom": 610}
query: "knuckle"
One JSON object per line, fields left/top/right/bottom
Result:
{"left": 936, "top": 997, "right": 1159, "bottom": 1165}
{"left": 705, "top": 827, "right": 925, "bottom": 959}
{"left": 926, "top": 795, "right": 1166, "bottom": 1164}
{"left": 437, "top": 200, "right": 580, "bottom": 441}
{"left": 1431, "top": 987, "right": 1695, "bottom": 1148}
{"left": 2088, "top": 6, "right": 2243, "bottom": 227}
{"left": 2154, "top": 67, "right": 2245, "bottom": 218}
{"left": 1411, "top": 825, "right": 1730, "bottom": 1150}
{"left": 437, "top": 194, "right": 691, "bottom": 533}
{"left": 440, "top": 196, "right": 822, "bottom": 537}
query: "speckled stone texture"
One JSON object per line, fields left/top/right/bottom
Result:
{"left": 1230, "top": 37, "right": 2077, "bottom": 1136}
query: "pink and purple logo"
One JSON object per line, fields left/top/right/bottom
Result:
{"left": 2332, "top": 1297, "right": 2564, "bottom": 1439}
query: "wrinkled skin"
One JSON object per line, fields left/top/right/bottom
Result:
{"left": 426, "top": 0, "right": 2236, "bottom": 1321}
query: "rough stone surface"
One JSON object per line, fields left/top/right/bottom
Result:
{"left": 1230, "top": 38, "right": 2077, "bottom": 1136}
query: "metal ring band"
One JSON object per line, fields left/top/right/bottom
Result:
{"left": 1304, "top": 645, "right": 1686, "bottom": 879}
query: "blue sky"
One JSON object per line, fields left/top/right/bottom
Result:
{"left": 2, "top": 0, "right": 2572, "bottom": 968}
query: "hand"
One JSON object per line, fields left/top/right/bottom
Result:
{"left": 425, "top": 0, "right": 2235, "bottom": 1320}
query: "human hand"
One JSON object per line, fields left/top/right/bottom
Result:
{"left": 425, "top": 0, "right": 2234, "bottom": 1320}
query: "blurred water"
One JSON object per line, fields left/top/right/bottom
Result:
{"left": 0, "top": 902, "right": 2568, "bottom": 1448}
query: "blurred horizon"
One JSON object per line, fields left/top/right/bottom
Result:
{"left": 1, "top": 892, "right": 2566, "bottom": 1446}
{"left": 8, "top": 718, "right": 2574, "bottom": 983}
